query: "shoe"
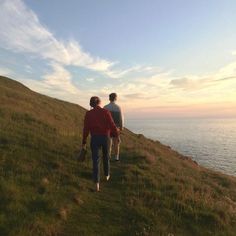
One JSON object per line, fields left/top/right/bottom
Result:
{"left": 115, "top": 159, "right": 120, "bottom": 162}
{"left": 106, "top": 175, "right": 110, "bottom": 181}
{"left": 96, "top": 183, "right": 100, "bottom": 192}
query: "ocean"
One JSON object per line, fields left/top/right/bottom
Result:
{"left": 126, "top": 118, "right": 236, "bottom": 176}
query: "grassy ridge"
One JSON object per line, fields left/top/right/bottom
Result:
{"left": 0, "top": 76, "right": 236, "bottom": 236}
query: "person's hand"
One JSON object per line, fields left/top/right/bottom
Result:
{"left": 116, "top": 128, "right": 121, "bottom": 134}
{"left": 118, "top": 127, "right": 124, "bottom": 133}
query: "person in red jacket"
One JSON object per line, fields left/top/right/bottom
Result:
{"left": 82, "top": 96, "right": 118, "bottom": 192}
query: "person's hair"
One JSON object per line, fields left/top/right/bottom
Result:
{"left": 109, "top": 93, "right": 117, "bottom": 102}
{"left": 90, "top": 96, "right": 101, "bottom": 108}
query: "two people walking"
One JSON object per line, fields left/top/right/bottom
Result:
{"left": 82, "top": 93, "right": 124, "bottom": 191}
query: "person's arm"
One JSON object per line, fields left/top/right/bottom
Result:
{"left": 82, "top": 112, "right": 89, "bottom": 145}
{"left": 106, "top": 111, "right": 118, "bottom": 137}
{"left": 119, "top": 107, "right": 124, "bottom": 130}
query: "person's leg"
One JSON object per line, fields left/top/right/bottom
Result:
{"left": 90, "top": 136, "right": 101, "bottom": 184}
{"left": 107, "top": 136, "right": 113, "bottom": 159}
{"left": 101, "top": 136, "right": 110, "bottom": 178}
{"left": 113, "top": 136, "right": 121, "bottom": 161}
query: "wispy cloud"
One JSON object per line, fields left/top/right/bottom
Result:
{"left": 43, "top": 63, "right": 79, "bottom": 94}
{"left": 169, "top": 61, "right": 236, "bottom": 91}
{"left": 214, "top": 76, "right": 236, "bottom": 82}
{"left": 105, "top": 65, "right": 160, "bottom": 79}
{"left": 0, "top": 0, "right": 113, "bottom": 72}
{"left": 0, "top": 0, "right": 119, "bottom": 98}
{"left": 18, "top": 76, "right": 86, "bottom": 105}
{"left": 170, "top": 77, "right": 211, "bottom": 91}
{"left": 0, "top": 0, "right": 166, "bottom": 108}
{"left": 24, "top": 65, "right": 33, "bottom": 74}
{"left": 86, "top": 78, "right": 95, "bottom": 82}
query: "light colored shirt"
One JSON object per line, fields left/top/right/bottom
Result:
{"left": 104, "top": 102, "right": 124, "bottom": 129}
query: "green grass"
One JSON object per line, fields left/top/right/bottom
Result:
{"left": 1, "top": 75, "right": 236, "bottom": 236}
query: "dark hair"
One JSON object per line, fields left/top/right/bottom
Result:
{"left": 109, "top": 93, "right": 117, "bottom": 102}
{"left": 90, "top": 96, "right": 101, "bottom": 108}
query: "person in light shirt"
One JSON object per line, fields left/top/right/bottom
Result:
{"left": 104, "top": 93, "right": 124, "bottom": 161}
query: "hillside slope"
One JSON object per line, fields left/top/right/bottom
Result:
{"left": 0, "top": 76, "right": 236, "bottom": 236}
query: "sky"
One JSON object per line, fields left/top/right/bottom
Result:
{"left": 0, "top": 0, "right": 236, "bottom": 118}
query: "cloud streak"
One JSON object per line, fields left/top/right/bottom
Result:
{"left": 43, "top": 63, "right": 79, "bottom": 94}
{"left": 169, "top": 61, "right": 236, "bottom": 91}
{"left": 0, "top": 0, "right": 122, "bottom": 99}
{"left": 0, "top": 0, "right": 113, "bottom": 72}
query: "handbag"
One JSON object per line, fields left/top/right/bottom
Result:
{"left": 76, "top": 148, "right": 87, "bottom": 162}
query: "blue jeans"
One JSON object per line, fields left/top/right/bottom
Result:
{"left": 90, "top": 135, "right": 110, "bottom": 183}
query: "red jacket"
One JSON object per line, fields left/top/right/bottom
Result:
{"left": 82, "top": 106, "right": 118, "bottom": 144}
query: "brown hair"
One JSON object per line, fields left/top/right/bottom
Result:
{"left": 90, "top": 96, "right": 101, "bottom": 108}
{"left": 109, "top": 93, "right": 117, "bottom": 102}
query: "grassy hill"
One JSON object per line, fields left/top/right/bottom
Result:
{"left": 0, "top": 75, "right": 236, "bottom": 236}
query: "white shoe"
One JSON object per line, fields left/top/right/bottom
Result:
{"left": 106, "top": 175, "right": 110, "bottom": 181}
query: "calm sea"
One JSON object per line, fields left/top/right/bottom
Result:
{"left": 126, "top": 118, "right": 236, "bottom": 176}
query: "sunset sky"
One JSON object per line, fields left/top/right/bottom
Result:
{"left": 0, "top": 0, "right": 236, "bottom": 118}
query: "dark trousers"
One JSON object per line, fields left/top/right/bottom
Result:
{"left": 90, "top": 135, "right": 110, "bottom": 183}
